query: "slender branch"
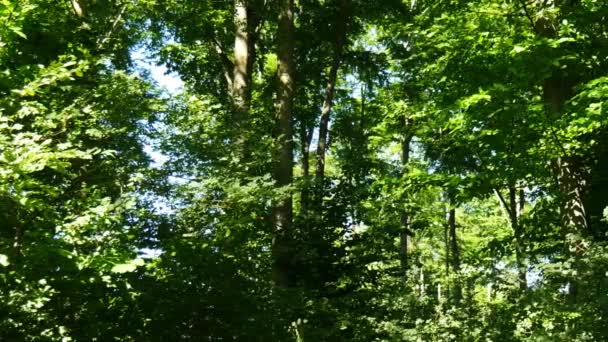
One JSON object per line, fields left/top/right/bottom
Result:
{"left": 493, "top": 188, "right": 514, "bottom": 222}
{"left": 213, "top": 38, "right": 235, "bottom": 90}
{"left": 96, "top": 3, "right": 128, "bottom": 50}
{"left": 518, "top": 0, "right": 537, "bottom": 31}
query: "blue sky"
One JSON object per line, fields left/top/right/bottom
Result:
{"left": 132, "top": 47, "right": 184, "bottom": 95}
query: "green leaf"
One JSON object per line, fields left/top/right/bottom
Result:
{"left": 0, "top": 254, "right": 9, "bottom": 267}
{"left": 9, "top": 26, "right": 26, "bottom": 39}
{"left": 110, "top": 258, "right": 145, "bottom": 273}
{"left": 511, "top": 45, "right": 526, "bottom": 54}
{"left": 111, "top": 263, "right": 137, "bottom": 273}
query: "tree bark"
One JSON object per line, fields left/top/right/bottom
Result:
{"left": 231, "top": 0, "right": 259, "bottom": 158}
{"left": 314, "top": 0, "right": 348, "bottom": 196}
{"left": 272, "top": 0, "right": 295, "bottom": 287}
{"left": 232, "top": 0, "right": 250, "bottom": 117}
{"left": 538, "top": 19, "right": 587, "bottom": 228}
{"left": 232, "top": 1, "right": 258, "bottom": 118}
{"left": 399, "top": 122, "right": 413, "bottom": 278}
{"left": 448, "top": 198, "right": 461, "bottom": 305}
{"left": 300, "top": 124, "right": 313, "bottom": 217}
{"left": 518, "top": 187, "right": 525, "bottom": 218}
{"left": 495, "top": 185, "right": 528, "bottom": 291}
{"left": 12, "top": 223, "right": 23, "bottom": 261}
{"left": 544, "top": 55, "right": 587, "bottom": 303}
{"left": 509, "top": 185, "right": 527, "bottom": 291}
{"left": 443, "top": 198, "right": 451, "bottom": 301}
{"left": 530, "top": 2, "right": 588, "bottom": 300}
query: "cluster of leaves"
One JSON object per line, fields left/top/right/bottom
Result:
{"left": 0, "top": 1, "right": 161, "bottom": 340}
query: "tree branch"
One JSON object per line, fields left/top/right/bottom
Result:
{"left": 213, "top": 38, "right": 234, "bottom": 90}
{"left": 518, "top": 0, "right": 537, "bottom": 31}
{"left": 494, "top": 188, "right": 514, "bottom": 223}
{"left": 96, "top": 3, "right": 128, "bottom": 50}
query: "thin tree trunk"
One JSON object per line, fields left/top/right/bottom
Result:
{"left": 518, "top": 187, "right": 525, "bottom": 217}
{"left": 300, "top": 124, "right": 313, "bottom": 217}
{"left": 245, "top": 5, "right": 258, "bottom": 100}
{"left": 443, "top": 200, "right": 451, "bottom": 301}
{"left": 399, "top": 124, "right": 413, "bottom": 278}
{"left": 12, "top": 223, "right": 23, "bottom": 261}
{"left": 399, "top": 212, "right": 409, "bottom": 276}
{"left": 448, "top": 198, "right": 461, "bottom": 305}
{"left": 509, "top": 185, "right": 527, "bottom": 291}
{"left": 272, "top": 0, "right": 295, "bottom": 287}
{"left": 419, "top": 268, "right": 425, "bottom": 297}
{"left": 438, "top": 283, "right": 442, "bottom": 303}
{"left": 496, "top": 186, "right": 528, "bottom": 291}
{"left": 314, "top": 0, "right": 348, "bottom": 195}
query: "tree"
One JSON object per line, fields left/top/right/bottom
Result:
{"left": 272, "top": 0, "right": 296, "bottom": 288}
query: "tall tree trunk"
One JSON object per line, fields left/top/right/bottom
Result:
{"left": 314, "top": 0, "right": 348, "bottom": 199}
{"left": 232, "top": 0, "right": 250, "bottom": 118}
{"left": 399, "top": 122, "right": 413, "bottom": 278}
{"left": 554, "top": 156, "right": 587, "bottom": 300}
{"left": 419, "top": 268, "right": 425, "bottom": 297}
{"left": 519, "top": 187, "right": 525, "bottom": 217}
{"left": 543, "top": 73, "right": 588, "bottom": 238}
{"left": 509, "top": 185, "right": 527, "bottom": 291}
{"left": 448, "top": 198, "right": 461, "bottom": 305}
{"left": 232, "top": 0, "right": 259, "bottom": 158}
{"left": 530, "top": 3, "right": 588, "bottom": 301}
{"left": 537, "top": 6, "right": 588, "bottom": 296}
{"left": 300, "top": 124, "right": 312, "bottom": 217}
{"left": 272, "top": 0, "right": 295, "bottom": 287}
{"left": 443, "top": 198, "right": 451, "bottom": 301}
{"left": 496, "top": 185, "right": 528, "bottom": 291}
{"left": 545, "top": 67, "right": 587, "bottom": 303}
{"left": 232, "top": 1, "right": 259, "bottom": 114}
{"left": 12, "top": 223, "right": 23, "bottom": 261}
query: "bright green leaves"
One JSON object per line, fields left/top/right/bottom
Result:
{"left": 0, "top": 0, "right": 36, "bottom": 42}
{"left": 0, "top": 1, "right": 160, "bottom": 339}
{"left": 11, "top": 58, "right": 89, "bottom": 97}
{"left": 111, "top": 258, "right": 145, "bottom": 273}
{"left": 457, "top": 89, "right": 492, "bottom": 109}
{"left": 3, "top": 132, "right": 92, "bottom": 174}
{"left": 511, "top": 44, "right": 528, "bottom": 55}
{"left": 0, "top": 0, "right": 606, "bottom": 340}
{"left": 7, "top": 26, "right": 27, "bottom": 39}
{"left": 0, "top": 254, "right": 9, "bottom": 266}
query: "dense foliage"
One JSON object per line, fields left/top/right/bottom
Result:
{"left": 1, "top": 0, "right": 608, "bottom": 340}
